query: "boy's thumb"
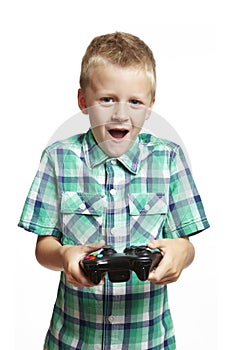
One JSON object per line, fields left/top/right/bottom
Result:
{"left": 84, "top": 240, "right": 106, "bottom": 254}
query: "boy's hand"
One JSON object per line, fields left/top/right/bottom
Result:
{"left": 60, "top": 240, "right": 106, "bottom": 287}
{"left": 147, "top": 237, "right": 195, "bottom": 285}
{"left": 36, "top": 236, "right": 106, "bottom": 288}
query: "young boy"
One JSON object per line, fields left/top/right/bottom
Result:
{"left": 18, "top": 32, "right": 210, "bottom": 349}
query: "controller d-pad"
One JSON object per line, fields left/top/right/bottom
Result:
{"left": 124, "top": 246, "right": 137, "bottom": 254}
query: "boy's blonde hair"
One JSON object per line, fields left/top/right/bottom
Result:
{"left": 80, "top": 32, "right": 156, "bottom": 99}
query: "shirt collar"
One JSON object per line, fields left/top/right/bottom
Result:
{"left": 82, "top": 128, "right": 141, "bottom": 174}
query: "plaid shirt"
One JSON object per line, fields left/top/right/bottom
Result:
{"left": 18, "top": 129, "right": 209, "bottom": 349}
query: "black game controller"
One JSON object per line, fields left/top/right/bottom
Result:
{"left": 80, "top": 245, "right": 163, "bottom": 284}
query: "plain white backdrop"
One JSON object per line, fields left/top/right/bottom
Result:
{"left": 1, "top": 0, "right": 231, "bottom": 349}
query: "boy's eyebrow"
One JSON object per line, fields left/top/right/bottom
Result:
{"left": 96, "top": 90, "right": 151, "bottom": 99}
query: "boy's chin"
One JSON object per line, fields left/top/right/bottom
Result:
{"left": 99, "top": 139, "right": 135, "bottom": 158}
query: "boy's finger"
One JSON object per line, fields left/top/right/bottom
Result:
{"left": 147, "top": 239, "right": 166, "bottom": 250}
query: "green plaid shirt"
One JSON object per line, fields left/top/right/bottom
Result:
{"left": 18, "top": 129, "right": 209, "bottom": 349}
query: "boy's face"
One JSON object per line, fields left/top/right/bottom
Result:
{"left": 78, "top": 64, "right": 155, "bottom": 157}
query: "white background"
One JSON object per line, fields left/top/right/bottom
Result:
{"left": 1, "top": 0, "right": 231, "bottom": 349}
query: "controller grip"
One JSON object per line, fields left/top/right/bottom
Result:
{"left": 150, "top": 252, "right": 163, "bottom": 271}
{"left": 80, "top": 261, "right": 103, "bottom": 285}
{"left": 89, "top": 270, "right": 102, "bottom": 285}
{"left": 134, "top": 263, "right": 151, "bottom": 281}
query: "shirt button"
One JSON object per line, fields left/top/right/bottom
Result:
{"left": 111, "top": 228, "right": 117, "bottom": 235}
{"left": 110, "top": 188, "right": 117, "bottom": 196}
{"left": 79, "top": 203, "right": 86, "bottom": 210}
{"left": 111, "top": 160, "right": 117, "bottom": 165}
{"left": 108, "top": 316, "right": 115, "bottom": 323}
{"left": 144, "top": 204, "right": 150, "bottom": 211}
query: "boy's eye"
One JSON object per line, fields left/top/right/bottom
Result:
{"left": 100, "top": 97, "right": 114, "bottom": 104}
{"left": 129, "top": 99, "right": 142, "bottom": 106}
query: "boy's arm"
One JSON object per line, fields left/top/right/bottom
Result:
{"left": 147, "top": 237, "right": 195, "bottom": 285}
{"left": 35, "top": 236, "right": 105, "bottom": 287}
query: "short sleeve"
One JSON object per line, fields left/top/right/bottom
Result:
{"left": 18, "top": 149, "right": 62, "bottom": 237}
{"left": 163, "top": 145, "right": 210, "bottom": 238}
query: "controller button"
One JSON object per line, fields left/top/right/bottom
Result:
{"left": 97, "top": 254, "right": 103, "bottom": 258}
{"left": 136, "top": 246, "right": 149, "bottom": 256}
{"left": 136, "top": 246, "right": 147, "bottom": 251}
{"left": 103, "top": 245, "right": 113, "bottom": 249}
{"left": 90, "top": 256, "right": 96, "bottom": 260}
{"left": 83, "top": 256, "right": 90, "bottom": 260}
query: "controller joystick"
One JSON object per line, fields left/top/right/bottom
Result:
{"left": 81, "top": 244, "right": 162, "bottom": 284}
{"left": 101, "top": 246, "right": 117, "bottom": 256}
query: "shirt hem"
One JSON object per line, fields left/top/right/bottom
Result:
{"left": 18, "top": 220, "right": 61, "bottom": 238}
{"left": 164, "top": 217, "right": 210, "bottom": 238}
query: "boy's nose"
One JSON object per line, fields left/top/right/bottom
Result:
{"left": 112, "top": 102, "right": 130, "bottom": 122}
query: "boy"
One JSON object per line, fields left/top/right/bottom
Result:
{"left": 18, "top": 32, "right": 210, "bottom": 349}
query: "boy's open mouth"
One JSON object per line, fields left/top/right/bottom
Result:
{"left": 108, "top": 129, "right": 129, "bottom": 139}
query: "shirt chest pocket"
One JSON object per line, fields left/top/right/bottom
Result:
{"left": 60, "top": 192, "right": 106, "bottom": 245}
{"left": 128, "top": 193, "right": 167, "bottom": 215}
{"left": 61, "top": 192, "right": 105, "bottom": 215}
{"left": 128, "top": 193, "right": 167, "bottom": 242}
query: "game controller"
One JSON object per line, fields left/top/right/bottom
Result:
{"left": 80, "top": 245, "right": 163, "bottom": 284}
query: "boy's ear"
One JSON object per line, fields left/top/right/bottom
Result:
{"left": 78, "top": 88, "right": 88, "bottom": 114}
